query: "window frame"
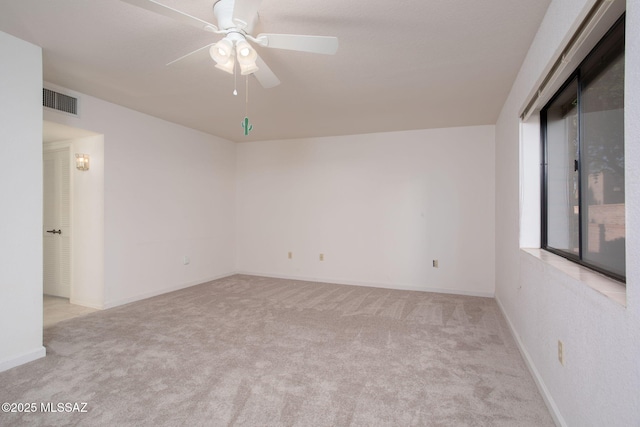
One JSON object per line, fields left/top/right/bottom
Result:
{"left": 540, "top": 14, "right": 626, "bottom": 284}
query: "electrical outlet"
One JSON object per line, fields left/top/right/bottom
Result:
{"left": 319, "top": 253, "right": 324, "bottom": 261}
{"left": 183, "top": 256, "right": 190, "bottom": 265}
{"left": 558, "top": 340, "right": 564, "bottom": 365}
{"left": 433, "top": 259, "right": 439, "bottom": 268}
{"left": 288, "top": 252, "right": 292, "bottom": 259}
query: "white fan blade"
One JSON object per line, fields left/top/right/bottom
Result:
{"left": 120, "top": 0, "right": 219, "bottom": 33}
{"left": 255, "top": 34, "right": 338, "bottom": 55}
{"left": 253, "top": 55, "right": 280, "bottom": 89}
{"left": 232, "top": 0, "right": 263, "bottom": 31}
{"left": 166, "top": 42, "right": 216, "bottom": 66}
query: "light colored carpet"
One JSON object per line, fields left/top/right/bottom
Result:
{"left": 0, "top": 275, "right": 554, "bottom": 426}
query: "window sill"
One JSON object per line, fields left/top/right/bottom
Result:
{"left": 521, "top": 248, "right": 626, "bottom": 307}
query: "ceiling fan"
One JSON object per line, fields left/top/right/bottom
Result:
{"left": 120, "top": 0, "right": 339, "bottom": 89}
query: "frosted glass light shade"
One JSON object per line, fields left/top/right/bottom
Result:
{"left": 239, "top": 62, "right": 259, "bottom": 75}
{"left": 215, "top": 59, "right": 235, "bottom": 74}
{"left": 235, "top": 40, "right": 258, "bottom": 75}
{"left": 209, "top": 38, "right": 233, "bottom": 64}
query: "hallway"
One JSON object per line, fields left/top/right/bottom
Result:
{"left": 43, "top": 295, "right": 97, "bottom": 328}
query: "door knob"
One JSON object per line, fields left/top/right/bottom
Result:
{"left": 46, "top": 229, "right": 62, "bottom": 234}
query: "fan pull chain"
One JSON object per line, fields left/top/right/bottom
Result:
{"left": 245, "top": 75, "right": 249, "bottom": 117}
{"left": 233, "top": 64, "right": 238, "bottom": 96}
{"left": 242, "top": 75, "right": 253, "bottom": 136}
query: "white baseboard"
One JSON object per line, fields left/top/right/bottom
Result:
{"left": 495, "top": 295, "right": 565, "bottom": 427}
{"left": 0, "top": 346, "right": 46, "bottom": 373}
{"left": 235, "top": 271, "right": 495, "bottom": 298}
{"left": 99, "top": 271, "right": 494, "bottom": 310}
{"left": 69, "top": 298, "right": 104, "bottom": 310}
{"left": 102, "top": 273, "right": 236, "bottom": 309}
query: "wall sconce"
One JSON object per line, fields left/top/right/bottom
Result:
{"left": 75, "top": 154, "right": 90, "bottom": 171}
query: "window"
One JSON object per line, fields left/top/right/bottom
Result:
{"left": 541, "top": 15, "right": 625, "bottom": 282}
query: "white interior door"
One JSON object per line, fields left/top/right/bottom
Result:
{"left": 43, "top": 147, "right": 71, "bottom": 298}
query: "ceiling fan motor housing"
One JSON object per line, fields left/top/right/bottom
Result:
{"left": 214, "top": 0, "right": 257, "bottom": 33}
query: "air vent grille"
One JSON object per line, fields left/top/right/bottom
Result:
{"left": 43, "top": 88, "right": 78, "bottom": 116}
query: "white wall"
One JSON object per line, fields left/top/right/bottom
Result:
{"left": 495, "top": 0, "right": 640, "bottom": 425}
{"left": 0, "top": 32, "right": 46, "bottom": 371}
{"left": 70, "top": 135, "right": 105, "bottom": 308}
{"left": 236, "top": 126, "right": 496, "bottom": 296}
{"left": 44, "top": 86, "right": 237, "bottom": 308}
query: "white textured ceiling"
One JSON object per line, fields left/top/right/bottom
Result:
{"left": 1, "top": 0, "right": 551, "bottom": 142}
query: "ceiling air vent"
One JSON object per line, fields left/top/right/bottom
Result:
{"left": 43, "top": 88, "right": 78, "bottom": 116}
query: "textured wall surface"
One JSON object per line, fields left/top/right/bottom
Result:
{"left": 495, "top": 0, "right": 639, "bottom": 425}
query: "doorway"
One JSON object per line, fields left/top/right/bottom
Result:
{"left": 42, "top": 120, "right": 105, "bottom": 323}
{"left": 43, "top": 295, "right": 98, "bottom": 327}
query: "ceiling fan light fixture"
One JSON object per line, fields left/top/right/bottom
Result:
{"left": 235, "top": 40, "right": 257, "bottom": 61}
{"left": 215, "top": 59, "right": 235, "bottom": 75}
{"left": 239, "top": 62, "right": 259, "bottom": 75}
{"left": 209, "top": 38, "right": 233, "bottom": 64}
{"left": 235, "top": 39, "right": 258, "bottom": 75}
